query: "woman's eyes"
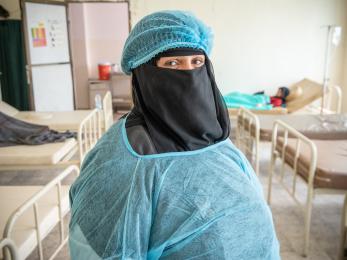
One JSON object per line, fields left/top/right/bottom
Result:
{"left": 163, "top": 58, "right": 205, "bottom": 67}
{"left": 165, "top": 60, "right": 178, "bottom": 66}
{"left": 192, "top": 58, "right": 204, "bottom": 65}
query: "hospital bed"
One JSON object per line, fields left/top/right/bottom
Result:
{"left": 236, "top": 107, "right": 347, "bottom": 175}
{"left": 0, "top": 91, "right": 114, "bottom": 133}
{"left": 0, "top": 165, "right": 79, "bottom": 260}
{"left": 249, "top": 113, "right": 347, "bottom": 141}
{"left": 267, "top": 120, "right": 347, "bottom": 257}
{"left": 0, "top": 109, "right": 101, "bottom": 171}
{"left": 228, "top": 79, "right": 342, "bottom": 116}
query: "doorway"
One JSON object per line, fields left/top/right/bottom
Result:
{"left": 67, "top": 1, "right": 130, "bottom": 109}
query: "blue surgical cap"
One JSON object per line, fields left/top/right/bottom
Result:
{"left": 121, "top": 10, "right": 213, "bottom": 74}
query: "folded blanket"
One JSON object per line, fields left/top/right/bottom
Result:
{"left": 223, "top": 92, "right": 273, "bottom": 110}
{"left": 0, "top": 111, "right": 76, "bottom": 147}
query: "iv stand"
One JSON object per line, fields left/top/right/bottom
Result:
{"left": 321, "top": 25, "right": 332, "bottom": 115}
{"left": 321, "top": 25, "right": 341, "bottom": 115}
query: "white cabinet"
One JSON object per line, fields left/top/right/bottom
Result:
{"left": 89, "top": 74, "right": 132, "bottom": 111}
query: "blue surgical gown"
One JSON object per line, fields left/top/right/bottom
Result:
{"left": 69, "top": 119, "right": 280, "bottom": 259}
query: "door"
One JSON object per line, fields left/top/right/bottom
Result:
{"left": 22, "top": 0, "right": 74, "bottom": 111}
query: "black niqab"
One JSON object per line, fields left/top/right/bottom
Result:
{"left": 125, "top": 49, "right": 230, "bottom": 154}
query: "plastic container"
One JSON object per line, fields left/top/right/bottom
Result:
{"left": 112, "top": 63, "right": 120, "bottom": 73}
{"left": 98, "top": 62, "right": 112, "bottom": 80}
{"left": 94, "top": 94, "right": 102, "bottom": 110}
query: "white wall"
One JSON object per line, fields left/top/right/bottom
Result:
{"left": 0, "top": 0, "right": 21, "bottom": 19}
{"left": 130, "top": 0, "right": 347, "bottom": 100}
{"left": 343, "top": 12, "right": 347, "bottom": 112}
{"left": 69, "top": 3, "right": 90, "bottom": 109}
{"left": 343, "top": 44, "right": 347, "bottom": 111}
{"left": 84, "top": 2, "right": 129, "bottom": 78}
{"left": 2, "top": 0, "right": 347, "bottom": 110}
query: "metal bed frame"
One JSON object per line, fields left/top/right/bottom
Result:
{"left": 306, "top": 85, "right": 342, "bottom": 114}
{"left": 267, "top": 120, "right": 347, "bottom": 257}
{"left": 77, "top": 108, "right": 102, "bottom": 164}
{"left": 102, "top": 91, "right": 114, "bottom": 133}
{"left": 327, "top": 85, "right": 342, "bottom": 114}
{"left": 0, "top": 238, "right": 18, "bottom": 260}
{"left": 236, "top": 107, "right": 260, "bottom": 175}
{"left": 2, "top": 165, "right": 79, "bottom": 260}
{"left": 0, "top": 109, "right": 101, "bottom": 171}
{"left": 235, "top": 85, "right": 342, "bottom": 175}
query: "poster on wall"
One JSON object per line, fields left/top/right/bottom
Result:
{"left": 31, "top": 21, "right": 47, "bottom": 47}
{"left": 26, "top": 2, "right": 70, "bottom": 64}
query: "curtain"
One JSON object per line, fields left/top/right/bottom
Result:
{"left": 0, "top": 20, "right": 29, "bottom": 110}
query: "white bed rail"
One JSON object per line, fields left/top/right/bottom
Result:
{"left": 267, "top": 120, "right": 318, "bottom": 204}
{"left": 267, "top": 120, "right": 318, "bottom": 256}
{"left": 78, "top": 109, "right": 101, "bottom": 164}
{"left": 102, "top": 91, "right": 114, "bottom": 133}
{"left": 236, "top": 107, "right": 260, "bottom": 175}
{"left": 269, "top": 120, "right": 347, "bottom": 257}
{"left": 0, "top": 238, "right": 18, "bottom": 260}
{"left": 310, "top": 84, "right": 343, "bottom": 114}
{"left": 3, "top": 165, "right": 79, "bottom": 260}
{"left": 326, "top": 85, "right": 342, "bottom": 114}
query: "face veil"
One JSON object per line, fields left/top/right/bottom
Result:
{"left": 125, "top": 52, "right": 230, "bottom": 154}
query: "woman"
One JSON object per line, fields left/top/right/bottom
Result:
{"left": 69, "top": 10, "right": 280, "bottom": 259}
{"left": 223, "top": 86, "right": 291, "bottom": 110}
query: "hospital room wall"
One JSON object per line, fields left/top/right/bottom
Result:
{"left": 343, "top": 16, "right": 347, "bottom": 112}
{"left": 130, "top": 0, "right": 347, "bottom": 110}
{"left": 2, "top": 0, "right": 347, "bottom": 111}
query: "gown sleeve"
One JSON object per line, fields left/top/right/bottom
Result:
{"left": 69, "top": 146, "right": 157, "bottom": 259}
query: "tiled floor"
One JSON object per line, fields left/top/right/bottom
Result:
{"left": 1, "top": 140, "right": 344, "bottom": 260}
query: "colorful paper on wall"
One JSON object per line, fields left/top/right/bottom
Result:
{"left": 31, "top": 22, "right": 47, "bottom": 47}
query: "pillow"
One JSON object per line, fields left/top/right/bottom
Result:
{"left": 0, "top": 101, "right": 19, "bottom": 117}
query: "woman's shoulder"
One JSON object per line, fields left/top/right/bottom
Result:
{"left": 80, "top": 120, "right": 131, "bottom": 169}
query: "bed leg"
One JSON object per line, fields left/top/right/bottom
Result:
{"left": 267, "top": 151, "right": 275, "bottom": 205}
{"left": 339, "top": 195, "right": 347, "bottom": 260}
{"left": 303, "top": 187, "right": 314, "bottom": 257}
{"left": 255, "top": 139, "right": 259, "bottom": 176}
